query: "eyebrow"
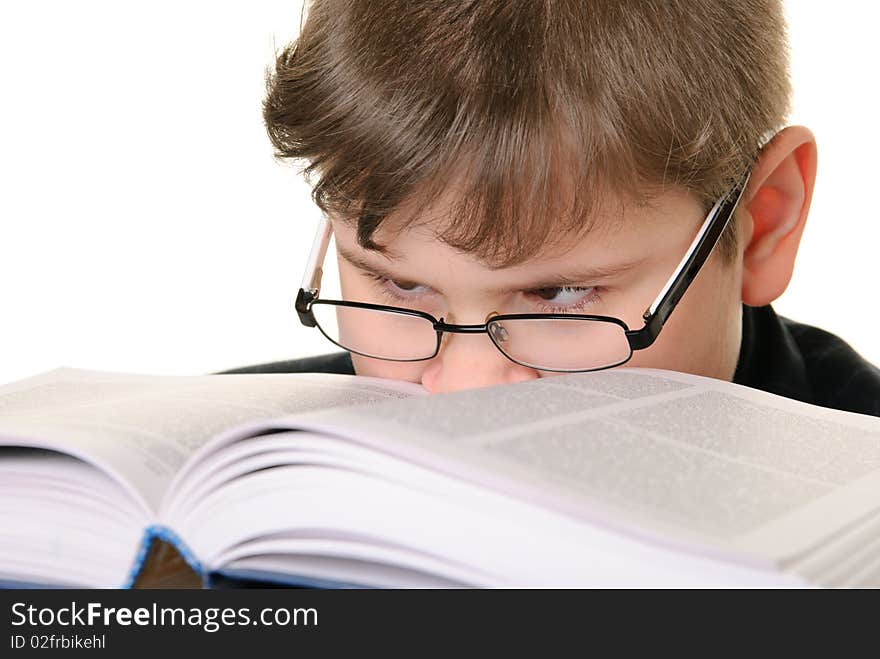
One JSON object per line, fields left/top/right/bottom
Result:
{"left": 336, "top": 244, "right": 643, "bottom": 293}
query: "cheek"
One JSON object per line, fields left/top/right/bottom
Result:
{"left": 628, "top": 257, "right": 742, "bottom": 378}
{"left": 351, "top": 353, "right": 427, "bottom": 383}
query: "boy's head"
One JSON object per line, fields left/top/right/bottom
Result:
{"left": 265, "top": 0, "right": 817, "bottom": 393}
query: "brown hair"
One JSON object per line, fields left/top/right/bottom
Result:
{"left": 263, "top": 0, "right": 790, "bottom": 267}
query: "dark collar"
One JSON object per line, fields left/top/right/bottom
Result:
{"left": 733, "top": 304, "right": 814, "bottom": 405}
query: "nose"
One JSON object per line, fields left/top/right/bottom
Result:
{"left": 419, "top": 323, "right": 539, "bottom": 394}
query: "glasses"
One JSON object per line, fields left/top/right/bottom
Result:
{"left": 295, "top": 173, "right": 750, "bottom": 373}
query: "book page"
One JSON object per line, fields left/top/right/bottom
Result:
{"left": 276, "top": 368, "right": 880, "bottom": 563}
{"left": 0, "top": 367, "right": 425, "bottom": 512}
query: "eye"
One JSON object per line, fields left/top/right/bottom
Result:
{"left": 526, "top": 286, "right": 601, "bottom": 313}
{"left": 361, "top": 272, "right": 433, "bottom": 305}
{"left": 387, "top": 279, "right": 424, "bottom": 293}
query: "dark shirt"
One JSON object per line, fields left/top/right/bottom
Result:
{"left": 218, "top": 304, "right": 880, "bottom": 417}
{"left": 733, "top": 305, "right": 880, "bottom": 417}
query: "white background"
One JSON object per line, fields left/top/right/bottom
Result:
{"left": 1, "top": 1, "right": 877, "bottom": 385}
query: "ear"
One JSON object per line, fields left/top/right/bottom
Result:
{"left": 739, "top": 125, "right": 818, "bottom": 306}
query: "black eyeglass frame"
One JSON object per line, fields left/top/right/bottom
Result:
{"left": 295, "top": 172, "right": 750, "bottom": 373}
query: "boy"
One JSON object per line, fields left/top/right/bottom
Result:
{"left": 225, "top": 0, "right": 879, "bottom": 417}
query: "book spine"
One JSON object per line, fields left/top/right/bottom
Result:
{"left": 121, "top": 525, "right": 207, "bottom": 588}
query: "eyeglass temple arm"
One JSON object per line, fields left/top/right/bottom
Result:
{"left": 627, "top": 173, "right": 750, "bottom": 351}
{"left": 296, "top": 212, "right": 333, "bottom": 326}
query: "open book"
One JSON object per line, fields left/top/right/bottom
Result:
{"left": 1, "top": 365, "right": 879, "bottom": 588}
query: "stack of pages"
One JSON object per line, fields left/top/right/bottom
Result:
{"left": 1, "top": 366, "right": 878, "bottom": 588}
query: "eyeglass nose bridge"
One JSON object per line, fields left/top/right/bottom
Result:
{"left": 432, "top": 316, "right": 514, "bottom": 351}
{"left": 433, "top": 309, "right": 504, "bottom": 336}
{"left": 433, "top": 320, "right": 488, "bottom": 335}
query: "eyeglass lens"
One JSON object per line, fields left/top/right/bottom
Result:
{"left": 311, "top": 303, "right": 438, "bottom": 360}
{"left": 311, "top": 302, "right": 632, "bottom": 370}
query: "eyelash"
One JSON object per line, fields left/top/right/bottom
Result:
{"left": 361, "top": 273, "right": 603, "bottom": 314}
{"left": 531, "top": 287, "right": 603, "bottom": 314}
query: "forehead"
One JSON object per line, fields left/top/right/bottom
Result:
{"left": 330, "top": 184, "right": 705, "bottom": 289}
{"left": 336, "top": 183, "right": 704, "bottom": 260}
